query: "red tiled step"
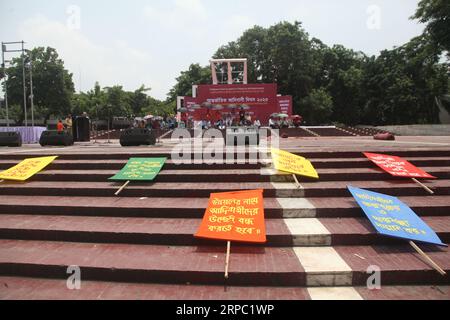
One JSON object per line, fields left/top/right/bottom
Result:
{"left": 272, "top": 167, "right": 450, "bottom": 182}
{"left": 1, "top": 157, "right": 448, "bottom": 170}
{"left": 0, "top": 215, "right": 448, "bottom": 246}
{"left": 309, "top": 196, "right": 450, "bottom": 217}
{"left": 2, "top": 149, "right": 450, "bottom": 160}
{"left": 309, "top": 157, "right": 450, "bottom": 169}
{"left": 1, "top": 180, "right": 448, "bottom": 198}
{"left": 301, "top": 180, "right": 450, "bottom": 197}
{"left": 355, "top": 285, "right": 450, "bottom": 300}
{"left": 0, "top": 195, "right": 448, "bottom": 218}
{"left": 31, "top": 169, "right": 268, "bottom": 183}
{"left": 0, "top": 215, "right": 291, "bottom": 246}
{"left": 319, "top": 216, "right": 450, "bottom": 245}
{"left": 0, "top": 196, "right": 283, "bottom": 218}
{"left": 0, "top": 159, "right": 261, "bottom": 171}
{"left": 0, "top": 181, "right": 283, "bottom": 198}
{"left": 5, "top": 166, "right": 447, "bottom": 183}
{"left": 1, "top": 276, "right": 448, "bottom": 300}
{"left": 0, "top": 240, "right": 448, "bottom": 286}
{"left": 335, "top": 245, "right": 450, "bottom": 286}
{"left": 0, "top": 276, "right": 310, "bottom": 300}
{"left": 0, "top": 240, "right": 305, "bottom": 286}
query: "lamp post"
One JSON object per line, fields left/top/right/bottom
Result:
{"left": 26, "top": 50, "right": 35, "bottom": 128}
{"left": 1, "top": 43, "right": 9, "bottom": 127}
{"left": 2, "top": 41, "right": 28, "bottom": 127}
{"left": 21, "top": 41, "right": 27, "bottom": 127}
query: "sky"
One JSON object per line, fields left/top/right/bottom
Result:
{"left": 0, "top": 0, "right": 425, "bottom": 100}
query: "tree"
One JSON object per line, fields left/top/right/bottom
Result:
{"left": 167, "top": 64, "right": 211, "bottom": 101}
{"left": 130, "top": 85, "right": 151, "bottom": 116}
{"left": 300, "top": 88, "right": 333, "bottom": 125}
{"left": 412, "top": 0, "right": 450, "bottom": 55}
{"left": 3, "top": 47, "right": 75, "bottom": 123}
{"left": 168, "top": 16, "right": 448, "bottom": 125}
{"left": 361, "top": 35, "right": 448, "bottom": 125}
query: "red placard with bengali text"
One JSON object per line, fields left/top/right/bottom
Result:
{"left": 364, "top": 152, "right": 436, "bottom": 179}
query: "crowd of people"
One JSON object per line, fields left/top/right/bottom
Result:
{"left": 134, "top": 115, "right": 177, "bottom": 131}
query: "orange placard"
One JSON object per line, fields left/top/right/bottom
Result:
{"left": 195, "top": 189, "right": 266, "bottom": 243}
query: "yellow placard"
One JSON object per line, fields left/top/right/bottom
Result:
{"left": 0, "top": 156, "right": 58, "bottom": 181}
{"left": 271, "top": 148, "right": 319, "bottom": 179}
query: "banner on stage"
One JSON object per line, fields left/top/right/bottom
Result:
{"left": 195, "top": 189, "right": 266, "bottom": 243}
{"left": 0, "top": 156, "right": 58, "bottom": 181}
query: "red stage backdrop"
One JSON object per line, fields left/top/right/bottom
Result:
{"left": 183, "top": 84, "right": 292, "bottom": 124}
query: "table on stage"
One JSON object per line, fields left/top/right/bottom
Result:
{"left": 0, "top": 127, "right": 47, "bottom": 144}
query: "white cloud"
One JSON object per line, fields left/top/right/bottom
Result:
{"left": 143, "top": 0, "right": 207, "bottom": 31}
{"left": 17, "top": 14, "right": 166, "bottom": 98}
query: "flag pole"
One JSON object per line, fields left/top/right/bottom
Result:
{"left": 409, "top": 241, "right": 446, "bottom": 276}
{"left": 411, "top": 178, "right": 434, "bottom": 195}
{"left": 115, "top": 180, "right": 130, "bottom": 196}
{"left": 224, "top": 241, "right": 231, "bottom": 279}
{"left": 292, "top": 174, "right": 302, "bottom": 189}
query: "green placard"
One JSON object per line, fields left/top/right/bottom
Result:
{"left": 109, "top": 158, "right": 167, "bottom": 181}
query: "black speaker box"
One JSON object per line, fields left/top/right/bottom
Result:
{"left": 0, "top": 132, "right": 22, "bottom": 147}
{"left": 120, "top": 128, "right": 156, "bottom": 147}
{"left": 39, "top": 131, "right": 74, "bottom": 146}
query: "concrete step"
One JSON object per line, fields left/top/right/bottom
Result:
{"left": 1, "top": 276, "right": 447, "bottom": 300}
{"left": 0, "top": 215, "right": 448, "bottom": 246}
{"left": 0, "top": 180, "right": 448, "bottom": 198}
{"left": 0, "top": 240, "right": 448, "bottom": 286}
{"left": 0, "top": 195, "right": 448, "bottom": 218}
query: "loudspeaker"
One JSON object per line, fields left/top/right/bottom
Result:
{"left": 39, "top": 131, "right": 74, "bottom": 146}
{"left": 226, "top": 127, "right": 260, "bottom": 146}
{"left": 0, "top": 132, "right": 22, "bottom": 147}
{"left": 120, "top": 128, "right": 156, "bottom": 147}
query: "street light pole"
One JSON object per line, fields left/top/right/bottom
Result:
{"left": 1, "top": 42, "right": 9, "bottom": 127}
{"left": 28, "top": 51, "right": 35, "bottom": 128}
{"left": 21, "top": 41, "right": 28, "bottom": 127}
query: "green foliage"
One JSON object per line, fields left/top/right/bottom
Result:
{"left": 170, "top": 16, "right": 448, "bottom": 125}
{"left": 300, "top": 88, "right": 333, "bottom": 125}
{"left": 3, "top": 47, "right": 75, "bottom": 123}
{"left": 412, "top": 0, "right": 450, "bottom": 54}
{"left": 167, "top": 63, "right": 211, "bottom": 101}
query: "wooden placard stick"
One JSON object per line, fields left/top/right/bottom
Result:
{"left": 409, "top": 241, "right": 446, "bottom": 276}
{"left": 224, "top": 241, "right": 231, "bottom": 279}
{"left": 292, "top": 174, "right": 302, "bottom": 189}
{"left": 115, "top": 180, "right": 130, "bottom": 196}
{"left": 412, "top": 178, "right": 434, "bottom": 195}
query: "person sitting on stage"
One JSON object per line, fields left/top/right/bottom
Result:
{"left": 253, "top": 119, "right": 261, "bottom": 129}
{"left": 269, "top": 117, "right": 279, "bottom": 129}
{"left": 293, "top": 116, "right": 303, "bottom": 128}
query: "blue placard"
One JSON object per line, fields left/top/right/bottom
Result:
{"left": 348, "top": 186, "right": 447, "bottom": 247}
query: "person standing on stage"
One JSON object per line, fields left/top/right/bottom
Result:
{"left": 65, "top": 114, "right": 73, "bottom": 133}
